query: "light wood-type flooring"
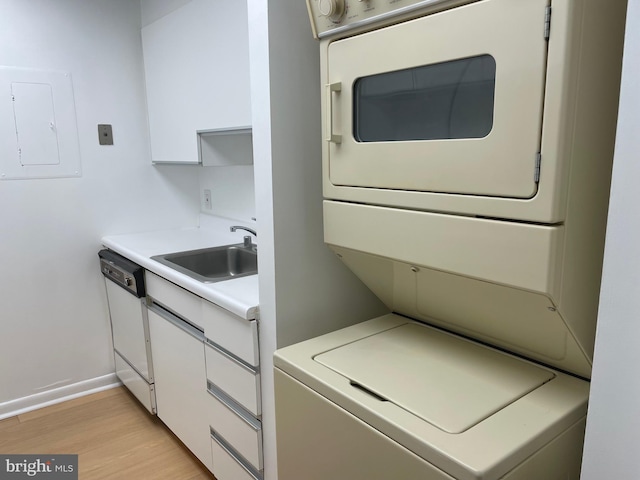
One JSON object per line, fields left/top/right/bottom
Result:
{"left": 0, "top": 387, "right": 214, "bottom": 479}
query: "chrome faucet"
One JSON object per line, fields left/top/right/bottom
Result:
{"left": 230, "top": 226, "right": 257, "bottom": 248}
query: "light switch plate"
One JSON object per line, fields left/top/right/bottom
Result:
{"left": 98, "top": 124, "right": 113, "bottom": 145}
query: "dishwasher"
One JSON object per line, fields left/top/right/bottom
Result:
{"left": 99, "top": 249, "right": 156, "bottom": 413}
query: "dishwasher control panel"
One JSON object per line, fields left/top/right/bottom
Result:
{"left": 99, "top": 249, "right": 145, "bottom": 297}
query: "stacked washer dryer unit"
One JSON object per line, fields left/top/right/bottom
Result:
{"left": 274, "top": 0, "right": 627, "bottom": 479}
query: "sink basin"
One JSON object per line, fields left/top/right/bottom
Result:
{"left": 151, "top": 243, "right": 257, "bottom": 283}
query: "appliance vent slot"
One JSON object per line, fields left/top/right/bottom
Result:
{"left": 534, "top": 152, "right": 542, "bottom": 183}
{"left": 544, "top": 6, "right": 552, "bottom": 40}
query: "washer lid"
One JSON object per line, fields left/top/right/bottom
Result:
{"left": 314, "top": 323, "right": 555, "bottom": 434}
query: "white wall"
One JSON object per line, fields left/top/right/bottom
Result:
{"left": 247, "top": 1, "right": 389, "bottom": 478}
{"left": 0, "top": 0, "right": 199, "bottom": 414}
{"left": 140, "top": 0, "right": 192, "bottom": 27}
{"left": 199, "top": 165, "right": 256, "bottom": 222}
{"left": 581, "top": 1, "right": 640, "bottom": 477}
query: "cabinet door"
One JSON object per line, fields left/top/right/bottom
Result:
{"left": 148, "top": 306, "right": 212, "bottom": 470}
{"left": 141, "top": 0, "right": 251, "bottom": 164}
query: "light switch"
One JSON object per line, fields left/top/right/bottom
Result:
{"left": 98, "top": 124, "right": 113, "bottom": 145}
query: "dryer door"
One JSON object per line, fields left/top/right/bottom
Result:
{"left": 325, "top": 0, "right": 548, "bottom": 199}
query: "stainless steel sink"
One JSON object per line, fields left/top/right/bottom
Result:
{"left": 151, "top": 243, "right": 257, "bottom": 283}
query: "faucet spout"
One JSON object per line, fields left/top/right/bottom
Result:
{"left": 230, "top": 226, "right": 257, "bottom": 248}
{"left": 230, "top": 225, "right": 257, "bottom": 237}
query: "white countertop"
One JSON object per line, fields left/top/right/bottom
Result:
{"left": 102, "top": 223, "right": 259, "bottom": 320}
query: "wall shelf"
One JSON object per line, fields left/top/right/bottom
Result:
{"left": 198, "top": 127, "right": 253, "bottom": 167}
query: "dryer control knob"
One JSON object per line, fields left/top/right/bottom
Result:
{"left": 318, "top": 0, "right": 345, "bottom": 21}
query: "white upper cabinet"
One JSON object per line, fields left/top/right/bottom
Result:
{"left": 141, "top": 0, "right": 251, "bottom": 164}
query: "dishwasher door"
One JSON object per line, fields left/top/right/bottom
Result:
{"left": 105, "top": 280, "right": 153, "bottom": 382}
{"left": 100, "top": 248, "right": 156, "bottom": 414}
{"left": 105, "top": 279, "right": 156, "bottom": 414}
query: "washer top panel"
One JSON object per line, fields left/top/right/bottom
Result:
{"left": 314, "top": 323, "right": 554, "bottom": 433}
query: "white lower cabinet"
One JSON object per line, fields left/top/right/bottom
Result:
{"left": 147, "top": 305, "right": 213, "bottom": 471}
{"left": 146, "top": 272, "right": 262, "bottom": 479}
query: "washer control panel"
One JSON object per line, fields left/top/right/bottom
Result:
{"left": 306, "top": 0, "right": 469, "bottom": 38}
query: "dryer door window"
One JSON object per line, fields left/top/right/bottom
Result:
{"left": 354, "top": 54, "right": 496, "bottom": 142}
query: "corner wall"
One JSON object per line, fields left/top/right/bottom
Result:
{"left": 247, "top": 1, "right": 389, "bottom": 478}
{"left": 0, "top": 0, "right": 199, "bottom": 412}
{"left": 581, "top": 1, "right": 640, "bottom": 477}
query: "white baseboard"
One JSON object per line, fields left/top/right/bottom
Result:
{"left": 0, "top": 373, "right": 122, "bottom": 420}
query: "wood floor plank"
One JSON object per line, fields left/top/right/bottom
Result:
{"left": 0, "top": 387, "right": 214, "bottom": 480}
{"left": 0, "top": 416, "right": 19, "bottom": 428}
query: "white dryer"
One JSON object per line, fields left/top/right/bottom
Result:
{"left": 274, "top": 0, "right": 627, "bottom": 478}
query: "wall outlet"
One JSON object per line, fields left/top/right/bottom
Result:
{"left": 203, "top": 189, "right": 212, "bottom": 210}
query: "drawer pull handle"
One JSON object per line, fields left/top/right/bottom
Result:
{"left": 211, "top": 429, "right": 262, "bottom": 480}
{"left": 148, "top": 303, "right": 205, "bottom": 341}
{"left": 206, "top": 338, "right": 257, "bottom": 374}
{"left": 207, "top": 381, "right": 261, "bottom": 431}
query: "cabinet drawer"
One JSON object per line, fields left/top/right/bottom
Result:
{"left": 211, "top": 430, "right": 262, "bottom": 480}
{"left": 205, "top": 342, "right": 261, "bottom": 417}
{"left": 207, "top": 382, "right": 263, "bottom": 470}
{"left": 202, "top": 300, "right": 259, "bottom": 367}
{"left": 145, "top": 272, "right": 202, "bottom": 326}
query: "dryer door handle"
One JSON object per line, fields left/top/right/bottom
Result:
{"left": 326, "top": 81, "right": 342, "bottom": 144}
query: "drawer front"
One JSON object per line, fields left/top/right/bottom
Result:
{"left": 207, "top": 382, "right": 263, "bottom": 470}
{"left": 145, "top": 272, "right": 202, "bottom": 326}
{"left": 205, "top": 342, "right": 261, "bottom": 416}
{"left": 211, "top": 430, "right": 262, "bottom": 480}
{"left": 202, "top": 300, "right": 259, "bottom": 367}
{"left": 114, "top": 352, "right": 156, "bottom": 414}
